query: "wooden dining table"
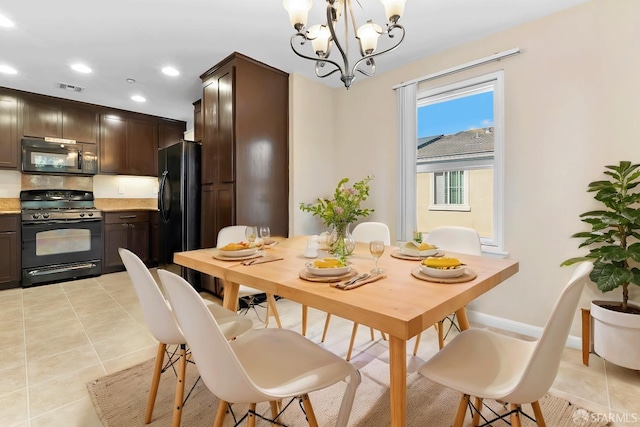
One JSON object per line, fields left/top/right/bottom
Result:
{"left": 173, "top": 236, "right": 519, "bottom": 427}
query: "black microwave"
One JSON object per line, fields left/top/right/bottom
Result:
{"left": 21, "top": 138, "right": 98, "bottom": 175}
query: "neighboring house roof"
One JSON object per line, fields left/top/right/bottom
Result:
{"left": 417, "top": 128, "right": 494, "bottom": 162}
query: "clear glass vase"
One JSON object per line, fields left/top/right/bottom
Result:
{"left": 329, "top": 223, "right": 356, "bottom": 261}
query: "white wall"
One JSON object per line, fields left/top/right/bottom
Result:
{"left": 289, "top": 0, "right": 640, "bottom": 336}
{"left": 0, "top": 170, "right": 21, "bottom": 197}
{"left": 92, "top": 175, "right": 158, "bottom": 199}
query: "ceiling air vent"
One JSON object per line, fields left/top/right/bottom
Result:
{"left": 56, "top": 82, "right": 85, "bottom": 93}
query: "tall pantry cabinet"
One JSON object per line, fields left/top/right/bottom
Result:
{"left": 198, "top": 52, "right": 289, "bottom": 296}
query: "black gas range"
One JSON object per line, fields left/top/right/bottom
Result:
{"left": 20, "top": 190, "right": 103, "bottom": 287}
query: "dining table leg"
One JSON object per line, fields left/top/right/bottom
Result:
{"left": 222, "top": 279, "right": 241, "bottom": 311}
{"left": 389, "top": 335, "right": 407, "bottom": 427}
{"left": 455, "top": 307, "right": 470, "bottom": 330}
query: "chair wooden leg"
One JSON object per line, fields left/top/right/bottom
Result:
{"left": 510, "top": 403, "right": 522, "bottom": 427}
{"left": 248, "top": 403, "right": 257, "bottom": 427}
{"left": 472, "top": 397, "right": 483, "bottom": 426}
{"left": 300, "top": 394, "right": 319, "bottom": 427}
{"left": 346, "top": 322, "right": 359, "bottom": 361}
{"left": 321, "top": 313, "right": 332, "bottom": 342}
{"left": 531, "top": 401, "right": 546, "bottom": 427}
{"left": 270, "top": 401, "right": 279, "bottom": 426}
{"left": 145, "top": 342, "right": 166, "bottom": 423}
{"left": 412, "top": 332, "right": 422, "bottom": 356}
{"left": 213, "top": 401, "right": 228, "bottom": 427}
{"left": 437, "top": 320, "right": 445, "bottom": 350}
{"left": 380, "top": 331, "right": 387, "bottom": 341}
{"left": 581, "top": 308, "right": 591, "bottom": 366}
{"left": 454, "top": 394, "right": 470, "bottom": 427}
{"left": 370, "top": 327, "right": 375, "bottom": 340}
{"left": 266, "top": 294, "right": 282, "bottom": 328}
{"left": 171, "top": 344, "right": 187, "bottom": 427}
{"left": 302, "top": 305, "right": 308, "bottom": 336}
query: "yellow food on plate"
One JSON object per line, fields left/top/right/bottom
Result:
{"left": 421, "top": 257, "right": 463, "bottom": 269}
{"left": 313, "top": 258, "right": 346, "bottom": 268}
{"left": 418, "top": 242, "right": 436, "bottom": 251}
{"left": 220, "top": 242, "right": 251, "bottom": 251}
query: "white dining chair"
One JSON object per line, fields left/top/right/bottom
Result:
{"left": 418, "top": 261, "right": 593, "bottom": 427}
{"left": 217, "top": 225, "right": 282, "bottom": 328}
{"left": 319, "top": 221, "right": 390, "bottom": 361}
{"left": 413, "top": 225, "right": 483, "bottom": 355}
{"left": 158, "top": 269, "right": 361, "bottom": 427}
{"left": 118, "top": 248, "right": 253, "bottom": 427}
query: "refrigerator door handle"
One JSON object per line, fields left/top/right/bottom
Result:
{"left": 159, "top": 170, "right": 170, "bottom": 223}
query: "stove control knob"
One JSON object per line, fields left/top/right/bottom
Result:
{"left": 88, "top": 212, "right": 94, "bottom": 217}
{"left": 32, "top": 213, "right": 40, "bottom": 219}
{"left": 42, "top": 213, "right": 50, "bottom": 219}
{"left": 79, "top": 213, "right": 85, "bottom": 217}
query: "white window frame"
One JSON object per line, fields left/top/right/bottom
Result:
{"left": 429, "top": 170, "right": 470, "bottom": 211}
{"left": 397, "top": 71, "right": 504, "bottom": 252}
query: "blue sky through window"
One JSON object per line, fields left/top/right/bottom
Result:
{"left": 418, "top": 91, "right": 493, "bottom": 138}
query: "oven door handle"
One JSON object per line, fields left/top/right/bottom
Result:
{"left": 23, "top": 219, "right": 102, "bottom": 226}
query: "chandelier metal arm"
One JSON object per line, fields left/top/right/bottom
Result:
{"left": 352, "top": 23, "right": 405, "bottom": 77}
{"left": 289, "top": 33, "right": 345, "bottom": 78}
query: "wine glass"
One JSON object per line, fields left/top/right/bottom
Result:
{"left": 370, "top": 240, "right": 385, "bottom": 274}
{"left": 245, "top": 226, "right": 258, "bottom": 246}
{"left": 259, "top": 226, "right": 271, "bottom": 247}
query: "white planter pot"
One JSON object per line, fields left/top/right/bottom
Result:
{"left": 591, "top": 300, "right": 640, "bottom": 370}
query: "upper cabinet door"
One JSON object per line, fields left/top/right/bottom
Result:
{"left": 158, "top": 121, "right": 185, "bottom": 149}
{"left": 127, "top": 119, "right": 158, "bottom": 176}
{"left": 201, "top": 81, "right": 217, "bottom": 185}
{"left": 99, "top": 114, "right": 128, "bottom": 174}
{"left": 62, "top": 106, "right": 98, "bottom": 143}
{"left": 0, "top": 95, "right": 18, "bottom": 169}
{"left": 217, "top": 66, "right": 235, "bottom": 183}
{"left": 22, "top": 100, "right": 63, "bottom": 139}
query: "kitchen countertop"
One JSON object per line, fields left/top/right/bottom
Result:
{"left": 0, "top": 198, "right": 20, "bottom": 214}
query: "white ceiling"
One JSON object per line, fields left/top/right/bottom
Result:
{"left": 0, "top": 1, "right": 589, "bottom": 129}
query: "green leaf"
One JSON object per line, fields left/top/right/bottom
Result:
{"left": 592, "top": 262, "right": 632, "bottom": 292}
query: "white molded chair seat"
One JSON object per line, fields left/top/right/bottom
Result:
{"left": 158, "top": 269, "right": 361, "bottom": 427}
{"left": 413, "top": 226, "right": 483, "bottom": 355}
{"left": 217, "top": 225, "right": 282, "bottom": 328}
{"left": 418, "top": 261, "right": 593, "bottom": 427}
{"left": 118, "top": 248, "right": 253, "bottom": 426}
{"left": 320, "top": 221, "right": 391, "bottom": 361}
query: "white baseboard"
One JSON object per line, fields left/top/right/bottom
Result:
{"left": 466, "top": 310, "right": 582, "bottom": 350}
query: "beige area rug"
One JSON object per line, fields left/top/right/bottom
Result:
{"left": 87, "top": 357, "right": 609, "bottom": 427}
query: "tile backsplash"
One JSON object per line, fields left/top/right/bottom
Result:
{"left": 21, "top": 174, "right": 93, "bottom": 191}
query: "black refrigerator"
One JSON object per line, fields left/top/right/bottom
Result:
{"left": 158, "top": 140, "right": 201, "bottom": 287}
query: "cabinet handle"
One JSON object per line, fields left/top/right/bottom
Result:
{"left": 122, "top": 223, "right": 129, "bottom": 227}
{"left": 119, "top": 215, "right": 137, "bottom": 219}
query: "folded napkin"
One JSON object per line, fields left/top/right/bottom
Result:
{"left": 331, "top": 274, "right": 387, "bottom": 290}
{"left": 241, "top": 255, "right": 284, "bottom": 266}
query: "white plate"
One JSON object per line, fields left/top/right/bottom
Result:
{"left": 400, "top": 247, "right": 439, "bottom": 257}
{"left": 419, "top": 264, "right": 465, "bottom": 278}
{"left": 217, "top": 247, "right": 259, "bottom": 257}
{"left": 306, "top": 262, "right": 352, "bottom": 277}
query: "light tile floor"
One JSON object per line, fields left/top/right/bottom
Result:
{"left": 1, "top": 270, "right": 639, "bottom": 426}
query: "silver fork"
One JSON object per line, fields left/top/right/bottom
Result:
{"left": 344, "top": 273, "right": 370, "bottom": 286}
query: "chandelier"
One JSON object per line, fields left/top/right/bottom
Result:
{"left": 283, "top": 0, "right": 407, "bottom": 89}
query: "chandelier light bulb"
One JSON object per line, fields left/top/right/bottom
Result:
{"left": 357, "top": 21, "right": 382, "bottom": 55}
{"left": 283, "top": 0, "right": 312, "bottom": 30}
{"left": 308, "top": 24, "right": 332, "bottom": 57}
{"left": 380, "top": 0, "right": 407, "bottom": 23}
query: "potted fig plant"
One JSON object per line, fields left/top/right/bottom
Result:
{"left": 562, "top": 161, "right": 640, "bottom": 370}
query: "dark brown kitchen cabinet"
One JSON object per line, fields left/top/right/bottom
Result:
{"left": 199, "top": 53, "right": 288, "bottom": 296}
{"left": 158, "top": 121, "right": 186, "bottom": 149}
{"left": 99, "top": 114, "right": 157, "bottom": 176}
{"left": 0, "top": 95, "right": 18, "bottom": 169}
{"left": 0, "top": 215, "right": 21, "bottom": 289}
{"left": 193, "top": 99, "right": 202, "bottom": 142}
{"left": 103, "top": 211, "right": 150, "bottom": 273}
{"left": 22, "top": 98, "right": 98, "bottom": 143}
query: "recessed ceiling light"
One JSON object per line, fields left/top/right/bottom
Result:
{"left": 0, "top": 65, "right": 17, "bottom": 74}
{"left": 126, "top": 78, "right": 136, "bottom": 84}
{"left": 71, "top": 63, "right": 92, "bottom": 74}
{"left": 0, "top": 14, "right": 14, "bottom": 28}
{"left": 131, "top": 95, "right": 146, "bottom": 103}
{"left": 162, "top": 66, "right": 180, "bottom": 77}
